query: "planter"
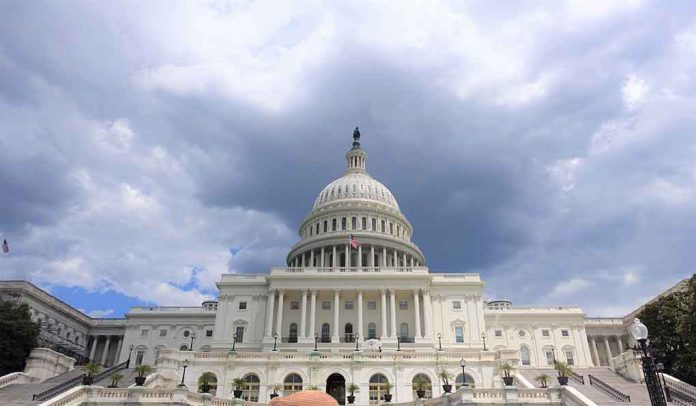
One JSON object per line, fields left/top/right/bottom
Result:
{"left": 234, "top": 389, "right": 243, "bottom": 399}
{"left": 557, "top": 376, "right": 569, "bottom": 386}
{"left": 540, "top": 382, "right": 548, "bottom": 388}
{"left": 416, "top": 390, "right": 426, "bottom": 399}
{"left": 442, "top": 384, "right": 452, "bottom": 393}
{"left": 270, "top": 393, "right": 279, "bottom": 399}
{"left": 81, "top": 375, "right": 94, "bottom": 386}
{"left": 108, "top": 384, "right": 118, "bottom": 388}
{"left": 502, "top": 376, "right": 514, "bottom": 386}
{"left": 134, "top": 376, "right": 146, "bottom": 386}
{"left": 382, "top": 394, "right": 392, "bottom": 402}
{"left": 201, "top": 384, "right": 211, "bottom": 393}
{"left": 347, "top": 395, "right": 355, "bottom": 404}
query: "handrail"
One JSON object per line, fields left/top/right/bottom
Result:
{"left": 588, "top": 374, "right": 631, "bottom": 403}
{"left": 32, "top": 362, "right": 128, "bottom": 401}
{"left": 569, "top": 371, "right": 585, "bottom": 385}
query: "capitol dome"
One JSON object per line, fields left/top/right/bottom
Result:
{"left": 286, "top": 128, "right": 424, "bottom": 268}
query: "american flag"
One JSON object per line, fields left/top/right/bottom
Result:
{"left": 2, "top": 239, "right": 8, "bottom": 254}
{"left": 349, "top": 234, "right": 360, "bottom": 249}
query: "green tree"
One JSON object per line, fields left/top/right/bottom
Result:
{"left": 637, "top": 274, "right": 696, "bottom": 385}
{"left": 0, "top": 300, "right": 41, "bottom": 375}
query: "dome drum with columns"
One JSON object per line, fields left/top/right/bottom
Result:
{"left": 286, "top": 129, "right": 425, "bottom": 268}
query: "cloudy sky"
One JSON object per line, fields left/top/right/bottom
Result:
{"left": 1, "top": 0, "right": 695, "bottom": 318}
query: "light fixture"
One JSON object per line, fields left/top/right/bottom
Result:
{"left": 631, "top": 318, "right": 649, "bottom": 342}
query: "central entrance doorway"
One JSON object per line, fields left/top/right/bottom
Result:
{"left": 326, "top": 373, "right": 346, "bottom": 405}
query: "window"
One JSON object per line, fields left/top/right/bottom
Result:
{"left": 518, "top": 330, "right": 526, "bottom": 338}
{"left": 283, "top": 373, "right": 303, "bottom": 396}
{"left": 495, "top": 330, "right": 502, "bottom": 337}
{"left": 140, "top": 329, "right": 149, "bottom": 338}
{"left": 565, "top": 350, "right": 575, "bottom": 366}
{"left": 542, "top": 329, "right": 550, "bottom": 337}
{"left": 180, "top": 345, "right": 189, "bottom": 351}
{"left": 345, "top": 323, "right": 354, "bottom": 342}
{"left": 241, "top": 374, "right": 260, "bottom": 402}
{"left": 411, "top": 374, "right": 432, "bottom": 399}
{"left": 342, "top": 218, "right": 346, "bottom": 230}
{"left": 561, "top": 329, "right": 569, "bottom": 337}
{"left": 345, "top": 301, "right": 354, "bottom": 310}
{"left": 368, "top": 323, "right": 377, "bottom": 339}
{"left": 309, "top": 226, "right": 313, "bottom": 236}
{"left": 289, "top": 323, "right": 298, "bottom": 343}
{"left": 381, "top": 220, "right": 385, "bottom": 232}
{"left": 399, "top": 300, "right": 408, "bottom": 310}
{"left": 159, "top": 329, "right": 167, "bottom": 337}
{"left": 455, "top": 327, "right": 464, "bottom": 343}
{"left": 235, "top": 326, "right": 244, "bottom": 342}
{"left": 362, "top": 217, "right": 367, "bottom": 230}
{"left": 400, "top": 323, "right": 409, "bottom": 342}
{"left": 372, "top": 218, "right": 377, "bottom": 230}
{"left": 390, "top": 223, "right": 394, "bottom": 234}
{"left": 322, "top": 301, "right": 331, "bottom": 310}
{"left": 452, "top": 301, "right": 462, "bottom": 310}
{"left": 369, "top": 374, "right": 390, "bottom": 404}
{"left": 135, "top": 350, "right": 145, "bottom": 366}
{"left": 321, "top": 323, "right": 331, "bottom": 342}
{"left": 520, "top": 346, "right": 531, "bottom": 366}
{"left": 332, "top": 219, "right": 337, "bottom": 231}
{"left": 239, "top": 301, "right": 247, "bottom": 310}
{"left": 205, "top": 329, "right": 213, "bottom": 337}
{"left": 367, "top": 301, "right": 376, "bottom": 310}
{"left": 315, "top": 223, "right": 320, "bottom": 235}
{"left": 545, "top": 349, "right": 555, "bottom": 366}
{"left": 352, "top": 217, "right": 357, "bottom": 229}
{"left": 455, "top": 374, "right": 475, "bottom": 389}
{"left": 290, "top": 301, "right": 300, "bottom": 310}
{"left": 198, "top": 373, "right": 218, "bottom": 396}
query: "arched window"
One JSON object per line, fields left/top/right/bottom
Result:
{"left": 390, "top": 223, "right": 394, "bottom": 235}
{"left": 316, "top": 223, "right": 320, "bottom": 235}
{"left": 520, "top": 346, "right": 531, "bottom": 366}
{"left": 332, "top": 219, "right": 337, "bottom": 231}
{"left": 323, "top": 221, "right": 328, "bottom": 233}
{"left": 455, "top": 374, "right": 475, "bottom": 389}
{"left": 342, "top": 218, "right": 346, "bottom": 230}
{"left": 180, "top": 345, "right": 189, "bottom": 351}
{"left": 310, "top": 226, "right": 313, "bottom": 236}
{"left": 289, "top": 323, "right": 298, "bottom": 343}
{"left": 369, "top": 374, "right": 390, "bottom": 404}
{"left": 400, "top": 323, "right": 409, "bottom": 342}
{"left": 241, "top": 374, "right": 260, "bottom": 402}
{"left": 411, "top": 374, "right": 432, "bottom": 399}
{"left": 381, "top": 220, "right": 385, "bottom": 233}
{"left": 352, "top": 217, "right": 357, "bottom": 229}
{"left": 362, "top": 217, "right": 367, "bottom": 230}
{"left": 321, "top": 323, "right": 331, "bottom": 343}
{"left": 372, "top": 218, "right": 377, "bottom": 231}
{"left": 283, "top": 373, "right": 303, "bottom": 396}
{"left": 368, "top": 323, "right": 377, "bottom": 339}
{"left": 345, "top": 323, "right": 353, "bottom": 342}
{"left": 198, "top": 372, "right": 218, "bottom": 396}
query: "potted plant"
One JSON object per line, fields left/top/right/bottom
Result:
{"left": 413, "top": 375, "right": 429, "bottom": 399}
{"left": 108, "top": 372, "right": 123, "bottom": 388}
{"left": 199, "top": 372, "right": 216, "bottom": 393}
{"left": 439, "top": 369, "right": 453, "bottom": 393}
{"left": 270, "top": 384, "right": 281, "bottom": 399}
{"left": 498, "top": 362, "right": 516, "bottom": 386}
{"left": 232, "top": 377, "right": 246, "bottom": 398}
{"left": 382, "top": 382, "right": 393, "bottom": 402}
{"left": 134, "top": 364, "right": 152, "bottom": 386}
{"left": 554, "top": 361, "right": 572, "bottom": 386}
{"left": 82, "top": 362, "right": 101, "bottom": 385}
{"left": 347, "top": 383, "right": 360, "bottom": 404}
{"left": 534, "top": 374, "right": 550, "bottom": 389}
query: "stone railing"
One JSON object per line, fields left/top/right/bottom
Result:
{"left": 663, "top": 374, "right": 696, "bottom": 405}
{"left": 271, "top": 266, "right": 429, "bottom": 274}
{"left": 0, "top": 371, "right": 36, "bottom": 388}
{"left": 561, "top": 386, "right": 599, "bottom": 406}
{"left": 610, "top": 350, "right": 644, "bottom": 382}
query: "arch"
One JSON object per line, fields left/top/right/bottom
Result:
{"left": 197, "top": 372, "right": 218, "bottom": 396}
{"left": 180, "top": 344, "right": 189, "bottom": 351}
{"left": 520, "top": 345, "right": 531, "bottom": 366}
{"left": 368, "top": 323, "right": 377, "bottom": 339}
{"left": 369, "top": 373, "right": 390, "bottom": 404}
{"left": 241, "top": 373, "right": 260, "bottom": 402}
{"left": 455, "top": 373, "right": 477, "bottom": 389}
{"left": 344, "top": 323, "right": 354, "bottom": 342}
{"left": 411, "top": 373, "right": 432, "bottom": 399}
{"left": 326, "top": 373, "right": 346, "bottom": 405}
{"left": 289, "top": 323, "right": 298, "bottom": 343}
{"left": 400, "top": 323, "right": 409, "bottom": 342}
{"left": 283, "top": 373, "right": 303, "bottom": 396}
{"left": 321, "top": 323, "right": 331, "bottom": 343}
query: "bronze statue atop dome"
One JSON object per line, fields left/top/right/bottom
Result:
{"left": 353, "top": 126, "right": 360, "bottom": 141}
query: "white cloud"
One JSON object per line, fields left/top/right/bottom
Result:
{"left": 548, "top": 278, "right": 592, "bottom": 297}
{"left": 622, "top": 74, "right": 648, "bottom": 110}
{"left": 84, "top": 309, "right": 115, "bottom": 318}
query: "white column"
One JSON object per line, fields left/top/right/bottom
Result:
{"left": 604, "top": 337, "right": 612, "bottom": 361}
{"left": 616, "top": 335, "right": 624, "bottom": 353}
{"left": 321, "top": 247, "right": 325, "bottom": 267}
{"left": 380, "top": 289, "right": 388, "bottom": 339}
{"left": 265, "top": 290, "right": 275, "bottom": 337}
{"left": 382, "top": 247, "right": 387, "bottom": 267}
{"left": 332, "top": 289, "right": 340, "bottom": 342}
{"left": 357, "top": 290, "right": 364, "bottom": 339}
{"left": 423, "top": 290, "right": 433, "bottom": 338}
{"left": 464, "top": 296, "right": 474, "bottom": 342}
{"left": 309, "top": 290, "right": 317, "bottom": 337}
{"left": 310, "top": 250, "right": 314, "bottom": 267}
{"left": 275, "top": 290, "right": 285, "bottom": 337}
{"left": 101, "top": 336, "right": 111, "bottom": 365}
{"left": 89, "top": 336, "right": 98, "bottom": 361}
{"left": 358, "top": 245, "right": 362, "bottom": 268}
{"left": 114, "top": 336, "right": 124, "bottom": 366}
{"left": 403, "top": 252, "right": 407, "bottom": 267}
{"left": 410, "top": 257, "right": 414, "bottom": 267}
{"left": 393, "top": 250, "right": 398, "bottom": 267}
{"left": 302, "top": 252, "right": 306, "bottom": 267}
{"left": 590, "top": 337, "right": 600, "bottom": 366}
{"left": 300, "top": 289, "right": 308, "bottom": 338}
{"left": 332, "top": 246, "right": 337, "bottom": 267}
{"left": 346, "top": 244, "right": 351, "bottom": 267}
{"left": 389, "top": 289, "right": 397, "bottom": 339}
{"left": 413, "top": 290, "right": 422, "bottom": 339}
{"left": 370, "top": 246, "right": 375, "bottom": 268}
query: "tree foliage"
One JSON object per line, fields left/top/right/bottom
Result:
{"left": 637, "top": 274, "right": 696, "bottom": 385}
{"left": 0, "top": 299, "right": 41, "bottom": 375}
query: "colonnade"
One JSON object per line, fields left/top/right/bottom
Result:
{"left": 264, "top": 288, "right": 433, "bottom": 343}
{"left": 290, "top": 244, "right": 420, "bottom": 269}
{"left": 86, "top": 334, "right": 124, "bottom": 367}
{"left": 588, "top": 335, "right": 627, "bottom": 366}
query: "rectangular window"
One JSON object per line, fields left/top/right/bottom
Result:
{"left": 290, "top": 301, "right": 300, "bottom": 310}
{"left": 372, "top": 218, "right": 377, "bottom": 230}
{"left": 561, "top": 329, "right": 569, "bottom": 337}
{"left": 332, "top": 219, "right": 337, "bottom": 231}
{"left": 545, "top": 350, "right": 555, "bottom": 366}
{"left": 565, "top": 351, "right": 575, "bottom": 366}
{"left": 323, "top": 221, "right": 327, "bottom": 233}
{"left": 381, "top": 220, "right": 385, "bottom": 232}
{"left": 235, "top": 326, "right": 244, "bottom": 342}
{"left": 362, "top": 217, "right": 367, "bottom": 230}
{"left": 135, "top": 351, "right": 145, "bottom": 366}
{"left": 206, "top": 329, "right": 213, "bottom": 337}
{"left": 140, "top": 329, "right": 149, "bottom": 338}
{"left": 542, "top": 329, "right": 550, "bottom": 337}
{"left": 345, "top": 301, "right": 354, "bottom": 310}
{"left": 159, "top": 329, "right": 167, "bottom": 337}
{"left": 495, "top": 329, "right": 502, "bottom": 337}
{"left": 342, "top": 217, "right": 346, "bottom": 230}
{"left": 238, "top": 301, "right": 247, "bottom": 310}
{"left": 452, "top": 301, "right": 462, "bottom": 310}
{"left": 352, "top": 217, "right": 357, "bottom": 229}
{"left": 367, "top": 301, "right": 377, "bottom": 310}
{"left": 322, "top": 301, "right": 331, "bottom": 310}
{"left": 455, "top": 327, "right": 464, "bottom": 343}
{"left": 399, "top": 300, "right": 408, "bottom": 310}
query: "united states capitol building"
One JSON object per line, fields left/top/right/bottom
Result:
{"left": 2, "top": 129, "right": 688, "bottom": 406}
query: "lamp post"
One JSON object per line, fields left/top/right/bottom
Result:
{"left": 126, "top": 344, "right": 134, "bottom": 368}
{"left": 656, "top": 363, "right": 672, "bottom": 402}
{"left": 396, "top": 335, "right": 402, "bottom": 351}
{"left": 273, "top": 333, "right": 278, "bottom": 352}
{"left": 189, "top": 332, "right": 196, "bottom": 351}
{"left": 314, "top": 333, "right": 319, "bottom": 352}
{"left": 481, "top": 332, "right": 487, "bottom": 351}
{"left": 231, "top": 334, "right": 237, "bottom": 352}
{"left": 460, "top": 359, "right": 467, "bottom": 388}
{"left": 437, "top": 333, "right": 442, "bottom": 351}
{"left": 631, "top": 318, "right": 667, "bottom": 406}
{"left": 178, "top": 359, "right": 189, "bottom": 387}
{"left": 355, "top": 334, "right": 360, "bottom": 352}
